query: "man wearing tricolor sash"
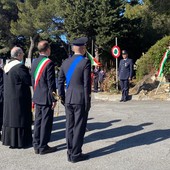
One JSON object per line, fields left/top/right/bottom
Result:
{"left": 31, "top": 41, "right": 57, "bottom": 155}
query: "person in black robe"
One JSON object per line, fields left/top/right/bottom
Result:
{"left": 0, "top": 66, "right": 3, "bottom": 140}
{"left": 2, "top": 47, "right": 32, "bottom": 148}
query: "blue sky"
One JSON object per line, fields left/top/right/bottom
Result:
{"left": 60, "top": 34, "right": 67, "bottom": 43}
{"left": 127, "top": 0, "right": 143, "bottom": 3}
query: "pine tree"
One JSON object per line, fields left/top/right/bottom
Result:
{"left": 125, "top": 0, "right": 170, "bottom": 53}
{"left": 10, "top": 0, "right": 62, "bottom": 59}
{"left": 55, "top": 0, "right": 131, "bottom": 52}
{"left": 0, "top": 0, "right": 18, "bottom": 54}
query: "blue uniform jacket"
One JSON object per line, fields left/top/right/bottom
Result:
{"left": 119, "top": 58, "right": 133, "bottom": 80}
{"left": 58, "top": 54, "right": 91, "bottom": 106}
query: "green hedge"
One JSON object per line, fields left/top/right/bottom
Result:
{"left": 136, "top": 36, "right": 170, "bottom": 80}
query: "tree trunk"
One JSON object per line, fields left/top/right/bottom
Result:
{"left": 28, "top": 34, "right": 39, "bottom": 61}
{"left": 95, "top": 45, "right": 99, "bottom": 61}
{"left": 28, "top": 36, "right": 34, "bottom": 61}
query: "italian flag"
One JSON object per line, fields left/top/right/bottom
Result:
{"left": 156, "top": 50, "right": 170, "bottom": 77}
{"left": 87, "top": 51, "right": 102, "bottom": 66}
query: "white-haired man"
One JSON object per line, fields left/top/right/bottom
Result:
{"left": 2, "top": 47, "right": 32, "bottom": 148}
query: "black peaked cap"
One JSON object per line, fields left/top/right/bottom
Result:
{"left": 122, "top": 50, "right": 128, "bottom": 54}
{"left": 72, "top": 37, "right": 88, "bottom": 46}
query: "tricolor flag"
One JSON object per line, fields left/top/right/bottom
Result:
{"left": 86, "top": 51, "right": 102, "bottom": 66}
{"left": 156, "top": 49, "right": 170, "bottom": 77}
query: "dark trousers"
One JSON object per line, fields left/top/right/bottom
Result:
{"left": 94, "top": 78, "right": 98, "bottom": 92}
{"left": 99, "top": 81, "right": 104, "bottom": 92}
{"left": 65, "top": 104, "right": 88, "bottom": 160}
{"left": 0, "top": 102, "right": 3, "bottom": 131}
{"left": 33, "top": 104, "right": 54, "bottom": 152}
{"left": 120, "top": 79, "right": 129, "bottom": 100}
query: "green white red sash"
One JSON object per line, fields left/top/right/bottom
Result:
{"left": 34, "top": 57, "right": 51, "bottom": 90}
{"left": 156, "top": 50, "right": 170, "bottom": 77}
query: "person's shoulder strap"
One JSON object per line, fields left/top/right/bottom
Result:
{"left": 66, "top": 55, "right": 84, "bottom": 89}
{"left": 34, "top": 57, "right": 51, "bottom": 90}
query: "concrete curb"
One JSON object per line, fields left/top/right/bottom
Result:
{"left": 93, "top": 92, "right": 170, "bottom": 101}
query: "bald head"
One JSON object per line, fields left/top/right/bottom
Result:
{"left": 11, "top": 47, "right": 24, "bottom": 60}
{"left": 38, "top": 40, "right": 50, "bottom": 52}
{"left": 37, "top": 40, "right": 51, "bottom": 57}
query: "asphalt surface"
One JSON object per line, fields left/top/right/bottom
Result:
{"left": 1, "top": 98, "right": 170, "bottom": 170}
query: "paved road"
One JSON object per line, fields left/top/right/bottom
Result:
{"left": 1, "top": 99, "right": 170, "bottom": 170}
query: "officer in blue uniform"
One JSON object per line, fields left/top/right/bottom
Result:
{"left": 118, "top": 50, "right": 133, "bottom": 102}
{"left": 58, "top": 37, "right": 91, "bottom": 163}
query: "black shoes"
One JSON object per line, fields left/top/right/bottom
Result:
{"left": 40, "top": 146, "right": 57, "bottom": 155}
{"left": 34, "top": 146, "right": 57, "bottom": 155}
{"left": 120, "top": 99, "right": 127, "bottom": 102}
{"left": 69, "top": 154, "right": 90, "bottom": 163}
{"left": 67, "top": 154, "right": 71, "bottom": 162}
{"left": 34, "top": 149, "right": 39, "bottom": 154}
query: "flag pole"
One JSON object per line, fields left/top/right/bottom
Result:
{"left": 115, "top": 37, "right": 118, "bottom": 90}
{"left": 91, "top": 38, "right": 94, "bottom": 57}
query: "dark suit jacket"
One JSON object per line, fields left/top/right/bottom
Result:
{"left": 119, "top": 58, "right": 133, "bottom": 80}
{"left": 0, "top": 68, "right": 3, "bottom": 103}
{"left": 31, "top": 55, "right": 56, "bottom": 105}
{"left": 58, "top": 54, "right": 91, "bottom": 107}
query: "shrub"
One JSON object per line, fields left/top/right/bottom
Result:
{"left": 136, "top": 36, "right": 170, "bottom": 80}
{"left": 103, "top": 68, "right": 120, "bottom": 93}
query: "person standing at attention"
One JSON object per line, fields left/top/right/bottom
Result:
{"left": 2, "top": 47, "right": 32, "bottom": 148}
{"left": 58, "top": 37, "right": 91, "bottom": 163}
{"left": 0, "top": 66, "right": 3, "bottom": 140}
{"left": 31, "top": 40, "right": 57, "bottom": 155}
{"left": 119, "top": 50, "right": 133, "bottom": 102}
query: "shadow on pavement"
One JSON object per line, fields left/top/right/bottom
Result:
{"left": 51, "top": 115, "right": 66, "bottom": 142}
{"left": 56, "top": 143, "right": 67, "bottom": 151}
{"left": 53, "top": 115, "right": 66, "bottom": 123}
{"left": 85, "top": 122, "right": 153, "bottom": 143}
{"left": 86, "top": 119, "right": 121, "bottom": 131}
{"left": 88, "top": 128, "right": 170, "bottom": 159}
{"left": 51, "top": 117, "right": 97, "bottom": 142}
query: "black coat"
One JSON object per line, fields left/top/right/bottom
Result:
{"left": 0, "top": 67, "right": 3, "bottom": 125}
{"left": 3, "top": 60, "right": 32, "bottom": 127}
{"left": 31, "top": 55, "right": 56, "bottom": 105}
{"left": 0, "top": 68, "right": 3, "bottom": 103}
{"left": 58, "top": 54, "right": 91, "bottom": 109}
